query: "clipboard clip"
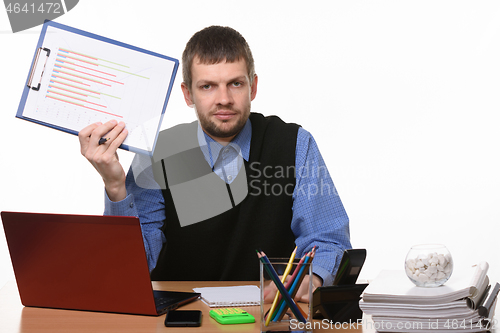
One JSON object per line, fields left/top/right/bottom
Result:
{"left": 27, "top": 47, "right": 51, "bottom": 91}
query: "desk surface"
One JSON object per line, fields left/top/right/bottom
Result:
{"left": 0, "top": 280, "right": 373, "bottom": 333}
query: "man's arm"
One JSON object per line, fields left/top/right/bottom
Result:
{"left": 263, "top": 128, "right": 351, "bottom": 303}
{"left": 78, "top": 120, "right": 128, "bottom": 201}
{"left": 291, "top": 127, "right": 352, "bottom": 286}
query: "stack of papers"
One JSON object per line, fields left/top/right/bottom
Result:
{"left": 360, "top": 262, "right": 498, "bottom": 333}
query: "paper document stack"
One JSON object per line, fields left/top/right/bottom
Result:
{"left": 359, "top": 262, "right": 499, "bottom": 333}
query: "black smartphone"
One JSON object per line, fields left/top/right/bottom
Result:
{"left": 164, "top": 310, "right": 202, "bottom": 327}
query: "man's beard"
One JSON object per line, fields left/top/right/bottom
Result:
{"left": 197, "top": 107, "right": 250, "bottom": 139}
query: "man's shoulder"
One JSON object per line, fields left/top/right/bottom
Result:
{"left": 153, "top": 121, "right": 198, "bottom": 161}
{"left": 248, "top": 113, "right": 302, "bottom": 155}
{"left": 249, "top": 112, "right": 301, "bottom": 131}
{"left": 158, "top": 121, "right": 198, "bottom": 138}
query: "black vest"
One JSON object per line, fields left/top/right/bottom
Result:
{"left": 150, "top": 113, "right": 300, "bottom": 281}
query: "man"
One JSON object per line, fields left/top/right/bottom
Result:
{"left": 79, "top": 26, "right": 351, "bottom": 302}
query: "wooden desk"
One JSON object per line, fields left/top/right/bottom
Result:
{"left": 0, "top": 281, "right": 373, "bottom": 333}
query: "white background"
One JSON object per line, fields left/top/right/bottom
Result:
{"left": 1, "top": 1, "right": 499, "bottom": 289}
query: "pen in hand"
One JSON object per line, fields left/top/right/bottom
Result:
{"left": 98, "top": 137, "right": 110, "bottom": 145}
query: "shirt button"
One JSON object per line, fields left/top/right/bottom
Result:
{"left": 130, "top": 202, "right": 134, "bottom": 208}
{"left": 227, "top": 175, "right": 233, "bottom": 181}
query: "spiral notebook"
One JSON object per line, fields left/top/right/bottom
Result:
{"left": 193, "top": 285, "right": 260, "bottom": 307}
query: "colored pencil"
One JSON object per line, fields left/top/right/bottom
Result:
{"left": 269, "top": 251, "right": 308, "bottom": 321}
{"left": 274, "top": 247, "right": 317, "bottom": 321}
{"left": 272, "top": 252, "right": 311, "bottom": 321}
{"left": 265, "top": 247, "right": 297, "bottom": 326}
{"left": 257, "top": 250, "right": 307, "bottom": 323}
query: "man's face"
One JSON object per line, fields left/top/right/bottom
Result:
{"left": 181, "top": 57, "right": 258, "bottom": 143}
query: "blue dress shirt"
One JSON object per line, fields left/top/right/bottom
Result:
{"left": 104, "top": 119, "right": 351, "bottom": 286}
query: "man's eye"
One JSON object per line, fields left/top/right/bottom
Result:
{"left": 202, "top": 84, "right": 211, "bottom": 90}
{"left": 233, "top": 82, "right": 242, "bottom": 87}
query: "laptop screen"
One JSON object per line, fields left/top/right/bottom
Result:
{"left": 1, "top": 211, "right": 199, "bottom": 315}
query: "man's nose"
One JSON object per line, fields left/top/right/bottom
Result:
{"left": 216, "top": 86, "right": 234, "bottom": 105}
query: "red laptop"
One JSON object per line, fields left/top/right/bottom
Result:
{"left": 1, "top": 211, "right": 199, "bottom": 315}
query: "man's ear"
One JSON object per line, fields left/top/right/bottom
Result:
{"left": 250, "top": 74, "right": 258, "bottom": 101}
{"left": 181, "top": 82, "right": 194, "bottom": 107}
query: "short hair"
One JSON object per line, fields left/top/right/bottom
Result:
{"left": 182, "top": 26, "right": 255, "bottom": 90}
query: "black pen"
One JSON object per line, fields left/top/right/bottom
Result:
{"left": 98, "top": 137, "right": 110, "bottom": 145}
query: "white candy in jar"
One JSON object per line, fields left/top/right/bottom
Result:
{"left": 405, "top": 252, "right": 452, "bottom": 285}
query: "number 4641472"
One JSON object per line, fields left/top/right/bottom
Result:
{"left": 5, "top": 2, "right": 62, "bottom": 14}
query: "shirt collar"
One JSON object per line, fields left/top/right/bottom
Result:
{"left": 197, "top": 119, "right": 252, "bottom": 168}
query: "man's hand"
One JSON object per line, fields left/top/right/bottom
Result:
{"left": 263, "top": 274, "right": 322, "bottom": 303}
{"left": 78, "top": 120, "right": 128, "bottom": 202}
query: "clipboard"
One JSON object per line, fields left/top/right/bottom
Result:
{"left": 16, "top": 20, "right": 179, "bottom": 155}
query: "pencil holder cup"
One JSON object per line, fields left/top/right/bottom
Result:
{"left": 260, "top": 258, "right": 313, "bottom": 332}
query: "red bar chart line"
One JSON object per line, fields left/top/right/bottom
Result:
{"left": 47, "top": 90, "right": 107, "bottom": 108}
{"left": 48, "top": 84, "right": 99, "bottom": 100}
{"left": 58, "top": 48, "right": 130, "bottom": 68}
{"left": 55, "top": 64, "right": 124, "bottom": 85}
{"left": 51, "top": 74, "right": 91, "bottom": 87}
{"left": 47, "top": 90, "right": 87, "bottom": 103}
{"left": 83, "top": 100, "right": 107, "bottom": 108}
{"left": 49, "top": 80, "right": 100, "bottom": 95}
{"left": 55, "top": 59, "right": 116, "bottom": 77}
{"left": 48, "top": 85, "right": 87, "bottom": 97}
{"left": 49, "top": 80, "right": 120, "bottom": 99}
{"left": 59, "top": 48, "right": 98, "bottom": 60}
{"left": 46, "top": 95, "right": 123, "bottom": 118}
{"left": 57, "top": 53, "right": 98, "bottom": 66}
{"left": 53, "top": 70, "right": 112, "bottom": 87}
{"left": 56, "top": 52, "right": 149, "bottom": 79}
